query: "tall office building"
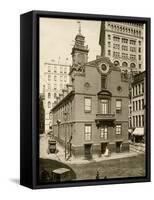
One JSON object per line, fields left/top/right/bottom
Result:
{"left": 99, "top": 22, "right": 145, "bottom": 72}
{"left": 43, "top": 61, "right": 70, "bottom": 132}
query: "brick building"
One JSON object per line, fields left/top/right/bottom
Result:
{"left": 51, "top": 29, "right": 129, "bottom": 159}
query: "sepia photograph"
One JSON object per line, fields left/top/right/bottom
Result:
{"left": 39, "top": 17, "right": 147, "bottom": 184}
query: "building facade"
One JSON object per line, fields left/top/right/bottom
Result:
{"left": 39, "top": 93, "right": 45, "bottom": 134}
{"left": 129, "top": 71, "right": 145, "bottom": 141}
{"left": 52, "top": 30, "right": 129, "bottom": 159}
{"left": 99, "top": 22, "right": 145, "bottom": 72}
{"left": 43, "top": 62, "right": 70, "bottom": 132}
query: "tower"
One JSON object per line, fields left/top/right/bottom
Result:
{"left": 71, "top": 21, "right": 89, "bottom": 71}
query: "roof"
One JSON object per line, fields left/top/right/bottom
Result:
{"left": 52, "top": 168, "right": 70, "bottom": 174}
{"left": 132, "top": 128, "right": 144, "bottom": 136}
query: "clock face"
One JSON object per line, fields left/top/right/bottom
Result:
{"left": 99, "top": 63, "right": 109, "bottom": 74}
{"left": 101, "top": 64, "right": 107, "bottom": 71}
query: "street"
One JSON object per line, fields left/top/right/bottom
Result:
{"left": 40, "top": 135, "right": 145, "bottom": 181}
{"left": 68, "top": 154, "right": 145, "bottom": 180}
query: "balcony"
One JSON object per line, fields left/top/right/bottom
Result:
{"left": 95, "top": 113, "right": 116, "bottom": 127}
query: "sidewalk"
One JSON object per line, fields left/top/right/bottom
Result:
{"left": 40, "top": 135, "right": 142, "bottom": 165}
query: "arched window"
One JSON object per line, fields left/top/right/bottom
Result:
{"left": 122, "top": 62, "right": 128, "bottom": 67}
{"left": 114, "top": 60, "right": 120, "bottom": 66}
{"left": 130, "top": 63, "right": 136, "bottom": 68}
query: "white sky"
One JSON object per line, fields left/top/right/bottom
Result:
{"left": 39, "top": 17, "right": 101, "bottom": 76}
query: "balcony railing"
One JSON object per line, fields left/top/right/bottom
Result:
{"left": 96, "top": 113, "right": 115, "bottom": 121}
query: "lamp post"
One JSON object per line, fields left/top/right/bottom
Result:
{"left": 63, "top": 109, "right": 67, "bottom": 160}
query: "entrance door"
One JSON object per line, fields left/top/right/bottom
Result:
{"left": 84, "top": 144, "right": 92, "bottom": 159}
{"left": 101, "top": 143, "right": 108, "bottom": 154}
{"left": 116, "top": 142, "right": 122, "bottom": 153}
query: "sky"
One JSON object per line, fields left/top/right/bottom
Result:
{"left": 39, "top": 17, "right": 101, "bottom": 76}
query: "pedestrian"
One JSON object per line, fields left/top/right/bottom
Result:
{"left": 96, "top": 170, "right": 100, "bottom": 179}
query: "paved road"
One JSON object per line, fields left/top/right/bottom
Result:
{"left": 68, "top": 154, "right": 145, "bottom": 180}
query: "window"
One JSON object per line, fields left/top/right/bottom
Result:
{"left": 133, "top": 101, "right": 135, "bottom": 111}
{"left": 113, "top": 43, "right": 120, "bottom": 49}
{"left": 48, "top": 66, "right": 51, "bottom": 72}
{"left": 101, "top": 76, "right": 106, "bottom": 89}
{"left": 130, "top": 40, "right": 136, "bottom": 45}
{"left": 108, "top": 50, "right": 111, "bottom": 56}
{"left": 138, "top": 84, "right": 141, "bottom": 94}
{"left": 142, "top": 115, "right": 144, "bottom": 126}
{"left": 48, "top": 93, "right": 51, "bottom": 98}
{"left": 116, "top": 100, "right": 122, "bottom": 113}
{"left": 100, "top": 99, "right": 109, "bottom": 114}
{"left": 116, "top": 125, "right": 122, "bottom": 135}
{"left": 142, "top": 82, "right": 144, "bottom": 93}
{"left": 139, "top": 100, "right": 141, "bottom": 110}
{"left": 122, "top": 45, "right": 128, "bottom": 51}
{"left": 142, "top": 99, "right": 144, "bottom": 109}
{"left": 64, "top": 76, "right": 67, "bottom": 82}
{"left": 122, "top": 53, "right": 128, "bottom": 59}
{"left": 122, "top": 38, "right": 128, "bottom": 43}
{"left": 133, "top": 116, "right": 135, "bottom": 127}
{"left": 130, "top": 54, "right": 136, "bottom": 60}
{"left": 139, "top": 115, "right": 141, "bottom": 127}
{"left": 136, "top": 116, "right": 138, "bottom": 127}
{"left": 100, "top": 126, "right": 108, "bottom": 139}
{"left": 64, "top": 67, "right": 67, "bottom": 74}
{"left": 60, "top": 75, "right": 63, "bottom": 81}
{"left": 139, "top": 40, "right": 141, "bottom": 45}
{"left": 54, "top": 75, "right": 57, "bottom": 81}
{"left": 108, "top": 41, "right": 111, "bottom": 48}
{"left": 122, "top": 62, "right": 128, "bottom": 67}
{"left": 138, "top": 47, "right": 141, "bottom": 53}
{"left": 139, "top": 64, "right": 142, "bottom": 69}
{"left": 85, "top": 124, "right": 92, "bottom": 141}
{"left": 54, "top": 93, "right": 57, "bottom": 98}
{"left": 108, "top": 34, "right": 111, "bottom": 40}
{"left": 136, "top": 85, "right": 138, "bottom": 95}
{"left": 54, "top": 67, "right": 57, "bottom": 73}
{"left": 85, "top": 98, "right": 92, "bottom": 112}
{"left": 113, "top": 51, "right": 120, "bottom": 57}
{"left": 130, "top": 63, "right": 136, "bottom": 68}
{"left": 136, "top": 101, "right": 138, "bottom": 111}
{"left": 48, "top": 101, "right": 51, "bottom": 108}
{"left": 130, "top": 46, "right": 136, "bottom": 52}
{"left": 139, "top": 55, "right": 141, "bottom": 60}
{"left": 54, "top": 84, "right": 57, "bottom": 90}
{"left": 113, "top": 36, "right": 120, "bottom": 42}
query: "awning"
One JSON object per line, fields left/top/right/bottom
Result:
{"left": 132, "top": 128, "right": 144, "bottom": 136}
{"left": 128, "top": 129, "right": 133, "bottom": 134}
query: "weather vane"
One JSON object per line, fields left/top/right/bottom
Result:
{"left": 77, "top": 21, "right": 81, "bottom": 35}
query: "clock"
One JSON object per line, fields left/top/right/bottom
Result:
{"left": 99, "top": 63, "right": 109, "bottom": 74}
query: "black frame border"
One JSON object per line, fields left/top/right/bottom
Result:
{"left": 21, "top": 10, "right": 151, "bottom": 189}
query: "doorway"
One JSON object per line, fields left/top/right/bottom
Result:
{"left": 84, "top": 144, "right": 92, "bottom": 159}
{"left": 101, "top": 143, "right": 108, "bottom": 154}
{"left": 116, "top": 141, "right": 122, "bottom": 153}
